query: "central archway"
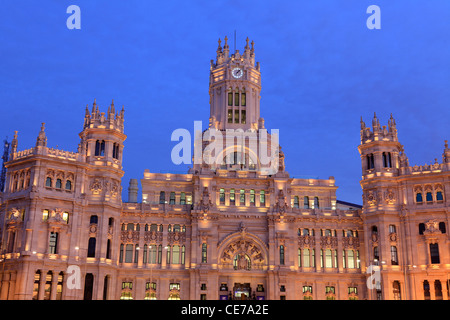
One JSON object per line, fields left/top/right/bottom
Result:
{"left": 217, "top": 229, "right": 268, "bottom": 271}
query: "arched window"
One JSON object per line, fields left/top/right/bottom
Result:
{"left": 32, "top": 270, "right": 41, "bottom": 300}
{"left": 423, "top": 280, "right": 431, "bottom": 300}
{"left": 416, "top": 193, "right": 423, "bottom": 203}
{"left": 125, "top": 244, "right": 133, "bottom": 263}
{"left": 55, "top": 179, "right": 62, "bottom": 189}
{"left": 56, "top": 272, "right": 64, "bottom": 300}
{"left": 367, "top": 154, "right": 375, "bottom": 169}
{"left": 84, "top": 273, "right": 94, "bottom": 300}
{"left": 44, "top": 271, "right": 53, "bottom": 300}
{"left": 87, "top": 237, "right": 96, "bottom": 258}
{"left": 293, "top": 196, "right": 299, "bottom": 208}
{"left": 304, "top": 196, "right": 309, "bottom": 209}
{"left": 390, "top": 246, "right": 398, "bottom": 265}
{"left": 90, "top": 215, "right": 98, "bottom": 224}
{"left": 436, "top": 191, "right": 444, "bottom": 201}
{"left": 439, "top": 222, "right": 446, "bottom": 234}
{"left": 159, "top": 191, "right": 165, "bottom": 204}
{"left": 173, "top": 245, "right": 180, "bottom": 264}
{"left": 45, "top": 177, "right": 52, "bottom": 188}
{"left": 372, "top": 226, "right": 378, "bottom": 234}
{"left": 95, "top": 140, "right": 105, "bottom": 156}
{"left": 393, "top": 281, "right": 401, "bottom": 300}
{"left": 430, "top": 243, "right": 440, "bottom": 264}
{"left": 348, "top": 250, "right": 355, "bottom": 268}
{"left": 426, "top": 192, "right": 433, "bottom": 202}
{"left": 314, "top": 197, "right": 319, "bottom": 209}
{"left": 149, "top": 245, "right": 157, "bottom": 264}
{"left": 382, "top": 152, "right": 392, "bottom": 168}
{"left": 169, "top": 192, "right": 175, "bottom": 204}
{"left": 65, "top": 180, "right": 72, "bottom": 191}
{"left": 180, "top": 192, "right": 186, "bottom": 205}
{"left": 373, "top": 246, "right": 379, "bottom": 261}
{"left": 112, "top": 143, "right": 120, "bottom": 159}
{"left": 435, "top": 280, "right": 443, "bottom": 300}
{"left": 48, "top": 232, "right": 58, "bottom": 254}
{"left": 419, "top": 223, "right": 425, "bottom": 235}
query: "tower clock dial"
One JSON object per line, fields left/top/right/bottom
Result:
{"left": 232, "top": 67, "right": 243, "bottom": 79}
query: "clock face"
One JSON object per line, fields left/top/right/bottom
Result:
{"left": 232, "top": 67, "right": 243, "bottom": 79}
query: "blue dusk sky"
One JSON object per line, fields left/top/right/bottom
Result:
{"left": 1, "top": 1, "right": 449, "bottom": 204}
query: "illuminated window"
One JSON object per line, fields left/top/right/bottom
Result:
{"left": 201, "top": 243, "right": 207, "bottom": 263}
{"left": 241, "top": 92, "right": 246, "bottom": 106}
{"left": 230, "top": 189, "right": 235, "bottom": 205}
{"left": 234, "top": 109, "right": 239, "bottom": 123}
{"left": 234, "top": 92, "right": 239, "bottom": 106}
{"left": 228, "top": 109, "right": 233, "bottom": 123}
{"left": 42, "top": 209, "right": 49, "bottom": 221}
{"left": 228, "top": 92, "right": 233, "bottom": 106}
{"left": 250, "top": 189, "right": 255, "bottom": 205}
{"left": 219, "top": 188, "right": 225, "bottom": 204}
{"left": 260, "top": 190, "right": 265, "bottom": 206}
{"left": 241, "top": 110, "right": 246, "bottom": 124}
{"left": 240, "top": 189, "right": 245, "bottom": 205}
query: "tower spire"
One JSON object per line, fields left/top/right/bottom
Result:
{"left": 36, "top": 122, "right": 47, "bottom": 147}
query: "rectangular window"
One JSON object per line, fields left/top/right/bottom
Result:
{"left": 48, "top": 232, "right": 58, "bottom": 254}
{"left": 230, "top": 189, "right": 235, "bottom": 205}
{"left": 180, "top": 192, "right": 186, "bottom": 204}
{"left": 260, "top": 190, "right": 265, "bottom": 206}
{"left": 240, "top": 189, "right": 245, "bottom": 205}
{"left": 202, "top": 243, "right": 207, "bottom": 263}
{"left": 234, "top": 109, "right": 239, "bottom": 123}
{"left": 228, "top": 92, "right": 233, "bottom": 106}
{"left": 228, "top": 109, "right": 233, "bottom": 123}
{"left": 125, "top": 244, "right": 133, "bottom": 263}
{"left": 169, "top": 192, "right": 176, "bottom": 204}
{"left": 241, "top": 110, "right": 246, "bottom": 124}
{"left": 219, "top": 188, "right": 225, "bottom": 204}
{"left": 430, "top": 243, "right": 440, "bottom": 264}
{"left": 303, "top": 249, "right": 310, "bottom": 267}
{"left": 235, "top": 92, "right": 239, "bottom": 106}
{"left": 250, "top": 189, "right": 255, "bottom": 205}
{"left": 241, "top": 93, "right": 246, "bottom": 106}
{"left": 172, "top": 245, "right": 180, "bottom": 264}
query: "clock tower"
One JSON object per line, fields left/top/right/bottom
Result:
{"left": 208, "top": 37, "right": 263, "bottom": 131}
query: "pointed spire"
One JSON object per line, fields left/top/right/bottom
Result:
{"left": 85, "top": 104, "right": 89, "bottom": 116}
{"left": 223, "top": 35, "right": 229, "bottom": 57}
{"left": 91, "top": 99, "right": 96, "bottom": 114}
{"left": 217, "top": 38, "right": 222, "bottom": 52}
{"left": 11, "top": 130, "right": 18, "bottom": 154}
{"left": 251, "top": 40, "right": 254, "bottom": 53}
{"left": 245, "top": 37, "right": 250, "bottom": 50}
{"left": 36, "top": 122, "right": 47, "bottom": 147}
{"left": 360, "top": 116, "right": 366, "bottom": 130}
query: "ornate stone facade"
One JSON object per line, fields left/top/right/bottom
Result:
{"left": 0, "top": 39, "right": 448, "bottom": 301}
